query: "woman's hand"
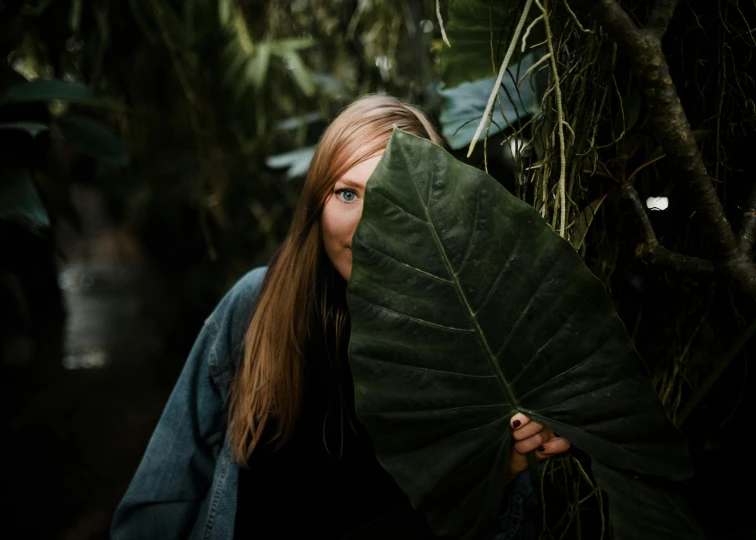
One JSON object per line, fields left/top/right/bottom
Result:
{"left": 506, "top": 413, "right": 571, "bottom": 481}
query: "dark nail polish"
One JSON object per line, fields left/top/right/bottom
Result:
{"left": 537, "top": 446, "right": 546, "bottom": 453}
{"left": 512, "top": 420, "right": 521, "bottom": 428}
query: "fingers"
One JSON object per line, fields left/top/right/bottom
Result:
{"left": 510, "top": 413, "right": 572, "bottom": 458}
{"left": 510, "top": 412, "right": 530, "bottom": 430}
{"left": 511, "top": 413, "right": 548, "bottom": 442}
{"left": 513, "top": 429, "right": 554, "bottom": 454}
{"left": 535, "top": 437, "right": 571, "bottom": 459}
{"left": 511, "top": 418, "right": 544, "bottom": 441}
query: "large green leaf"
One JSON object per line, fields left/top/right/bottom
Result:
{"left": 346, "top": 129, "right": 694, "bottom": 539}
{"left": 441, "top": 0, "right": 544, "bottom": 89}
{"left": 591, "top": 460, "right": 704, "bottom": 540}
{"left": 438, "top": 51, "right": 543, "bottom": 150}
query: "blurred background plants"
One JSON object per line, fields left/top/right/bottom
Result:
{"left": 1, "top": 0, "right": 754, "bottom": 538}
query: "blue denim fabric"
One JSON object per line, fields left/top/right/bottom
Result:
{"left": 111, "top": 266, "right": 539, "bottom": 540}
{"left": 491, "top": 470, "right": 541, "bottom": 540}
{"left": 111, "top": 267, "right": 267, "bottom": 540}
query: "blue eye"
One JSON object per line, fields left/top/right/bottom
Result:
{"left": 335, "top": 188, "right": 358, "bottom": 202}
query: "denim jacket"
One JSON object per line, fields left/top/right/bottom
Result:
{"left": 111, "top": 267, "right": 539, "bottom": 540}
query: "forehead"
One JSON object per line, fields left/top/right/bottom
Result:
{"left": 337, "top": 154, "right": 384, "bottom": 188}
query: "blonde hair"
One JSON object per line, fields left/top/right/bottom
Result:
{"left": 227, "top": 94, "right": 444, "bottom": 465}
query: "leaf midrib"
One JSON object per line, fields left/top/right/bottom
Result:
{"left": 397, "top": 143, "right": 519, "bottom": 411}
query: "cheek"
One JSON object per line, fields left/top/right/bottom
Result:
{"left": 321, "top": 200, "right": 342, "bottom": 247}
{"left": 322, "top": 200, "right": 362, "bottom": 246}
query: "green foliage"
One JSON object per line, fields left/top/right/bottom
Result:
{"left": 5, "top": 0, "right": 443, "bottom": 269}
{"left": 219, "top": 1, "right": 317, "bottom": 102}
{"left": 346, "top": 130, "right": 694, "bottom": 539}
{"left": 591, "top": 460, "right": 704, "bottom": 540}
{"left": 438, "top": 51, "right": 543, "bottom": 150}
{"left": 0, "top": 73, "right": 128, "bottom": 231}
{"left": 265, "top": 145, "right": 316, "bottom": 180}
{"left": 571, "top": 196, "right": 607, "bottom": 251}
{"left": 440, "top": 0, "right": 543, "bottom": 88}
{"left": 4, "top": 0, "right": 754, "bottom": 537}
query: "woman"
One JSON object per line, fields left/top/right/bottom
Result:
{"left": 111, "top": 95, "right": 570, "bottom": 540}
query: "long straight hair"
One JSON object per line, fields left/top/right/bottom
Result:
{"left": 228, "top": 94, "right": 444, "bottom": 466}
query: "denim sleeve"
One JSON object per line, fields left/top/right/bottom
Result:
{"left": 489, "top": 470, "right": 541, "bottom": 540}
{"left": 111, "top": 267, "right": 267, "bottom": 540}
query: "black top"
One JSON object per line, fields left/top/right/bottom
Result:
{"left": 234, "top": 318, "right": 435, "bottom": 539}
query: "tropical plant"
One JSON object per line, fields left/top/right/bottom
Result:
{"left": 0, "top": 76, "right": 127, "bottom": 230}
{"left": 383, "top": 0, "right": 755, "bottom": 536}
{"left": 3, "top": 0, "right": 754, "bottom": 537}
{"left": 346, "top": 128, "right": 703, "bottom": 539}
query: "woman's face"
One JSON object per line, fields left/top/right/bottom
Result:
{"left": 321, "top": 154, "right": 383, "bottom": 281}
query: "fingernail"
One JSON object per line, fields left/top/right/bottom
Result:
{"left": 537, "top": 446, "right": 546, "bottom": 453}
{"left": 512, "top": 419, "right": 521, "bottom": 428}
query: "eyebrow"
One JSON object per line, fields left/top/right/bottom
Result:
{"left": 335, "top": 178, "right": 365, "bottom": 189}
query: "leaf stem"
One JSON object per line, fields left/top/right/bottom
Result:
{"left": 398, "top": 136, "right": 521, "bottom": 409}
{"left": 467, "top": 0, "right": 535, "bottom": 158}
{"left": 436, "top": 0, "right": 451, "bottom": 47}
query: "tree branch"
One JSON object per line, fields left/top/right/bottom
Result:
{"left": 587, "top": 0, "right": 756, "bottom": 302}
{"left": 739, "top": 183, "right": 756, "bottom": 256}
{"left": 622, "top": 183, "right": 658, "bottom": 245}
{"left": 591, "top": 0, "right": 739, "bottom": 260}
{"left": 623, "top": 184, "right": 716, "bottom": 275}
{"left": 591, "top": 0, "right": 642, "bottom": 49}
{"left": 646, "top": 0, "right": 680, "bottom": 38}
{"left": 635, "top": 244, "right": 717, "bottom": 275}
